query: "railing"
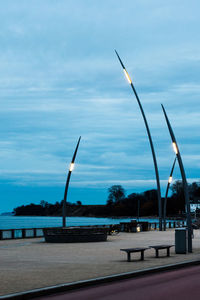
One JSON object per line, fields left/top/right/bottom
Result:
{"left": 0, "top": 221, "right": 187, "bottom": 240}
{"left": 0, "top": 226, "right": 110, "bottom": 241}
{"left": 120, "top": 220, "right": 186, "bottom": 232}
{"left": 149, "top": 220, "right": 186, "bottom": 230}
{"left": 0, "top": 228, "right": 44, "bottom": 240}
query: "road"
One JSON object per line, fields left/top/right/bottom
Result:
{"left": 36, "top": 265, "right": 200, "bottom": 300}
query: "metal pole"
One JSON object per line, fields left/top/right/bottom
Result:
{"left": 62, "top": 136, "right": 81, "bottom": 227}
{"left": 163, "top": 157, "right": 176, "bottom": 231}
{"left": 137, "top": 198, "right": 140, "bottom": 222}
{"left": 161, "top": 105, "right": 192, "bottom": 252}
{"left": 115, "top": 50, "right": 162, "bottom": 231}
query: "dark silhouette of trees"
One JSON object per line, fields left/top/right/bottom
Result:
{"left": 189, "top": 182, "right": 200, "bottom": 198}
{"left": 141, "top": 189, "right": 157, "bottom": 216}
{"left": 13, "top": 204, "right": 46, "bottom": 216}
{"left": 166, "top": 180, "right": 200, "bottom": 216}
{"left": 107, "top": 185, "right": 126, "bottom": 204}
{"left": 13, "top": 181, "right": 200, "bottom": 217}
{"left": 76, "top": 201, "right": 82, "bottom": 206}
{"left": 105, "top": 181, "right": 200, "bottom": 217}
{"left": 13, "top": 201, "right": 81, "bottom": 216}
{"left": 125, "top": 193, "right": 139, "bottom": 214}
{"left": 106, "top": 186, "right": 157, "bottom": 216}
{"left": 166, "top": 180, "right": 185, "bottom": 215}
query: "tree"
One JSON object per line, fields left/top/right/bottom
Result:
{"left": 40, "top": 200, "right": 48, "bottom": 208}
{"left": 125, "top": 193, "right": 139, "bottom": 215}
{"left": 188, "top": 182, "right": 200, "bottom": 199}
{"left": 142, "top": 189, "right": 158, "bottom": 216}
{"left": 107, "top": 185, "right": 126, "bottom": 204}
{"left": 169, "top": 180, "right": 185, "bottom": 214}
{"left": 171, "top": 180, "right": 183, "bottom": 196}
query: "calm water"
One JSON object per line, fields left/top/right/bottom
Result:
{"left": 0, "top": 216, "right": 166, "bottom": 230}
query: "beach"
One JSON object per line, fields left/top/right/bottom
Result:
{"left": 1, "top": 229, "right": 200, "bottom": 297}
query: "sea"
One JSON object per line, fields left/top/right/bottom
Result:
{"left": 0, "top": 216, "right": 175, "bottom": 230}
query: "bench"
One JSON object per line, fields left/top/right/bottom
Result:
{"left": 149, "top": 245, "right": 174, "bottom": 258}
{"left": 120, "top": 247, "right": 149, "bottom": 262}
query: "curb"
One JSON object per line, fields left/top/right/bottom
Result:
{"left": 1, "top": 259, "right": 200, "bottom": 300}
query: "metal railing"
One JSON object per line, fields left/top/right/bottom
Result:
{"left": 0, "top": 221, "right": 186, "bottom": 240}
{"left": 0, "top": 228, "right": 44, "bottom": 240}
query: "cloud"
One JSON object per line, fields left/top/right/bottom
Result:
{"left": 0, "top": 1, "right": 200, "bottom": 212}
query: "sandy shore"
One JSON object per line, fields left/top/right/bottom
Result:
{"left": 1, "top": 229, "right": 200, "bottom": 297}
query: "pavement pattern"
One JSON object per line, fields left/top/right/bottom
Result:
{"left": 0, "top": 229, "right": 200, "bottom": 297}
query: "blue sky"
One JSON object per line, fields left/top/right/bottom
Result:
{"left": 1, "top": 0, "right": 200, "bottom": 213}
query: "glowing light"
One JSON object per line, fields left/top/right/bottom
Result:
{"left": 168, "top": 176, "right": 173, "bottom": 183}
{"left": 123, "top": 68, "right": 132, "bottom": 84}
{"left": 172, "top": 142, "right": 178, "bottom": 154}
{"left": 69, "top": 163, "right": 74, "bottom": 172}
{"left": 136, "top": 225, "right": 141, "bottom": 232}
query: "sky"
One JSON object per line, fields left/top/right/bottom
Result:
{"left": 1, "top": 0, "right": 200, "bottom": 213}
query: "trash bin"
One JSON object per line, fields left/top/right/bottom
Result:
{"left": 175, "top": 228, "right": 187, "bottom": 254}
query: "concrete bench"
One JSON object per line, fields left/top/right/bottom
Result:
{"left": 149, "top": 245, "right": 174, "bottom": 258}
{"left": 120, "top": 247, "right": 149, "bottom": 262}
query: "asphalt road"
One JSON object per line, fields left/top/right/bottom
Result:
{"left": 36, "top": 265, "right": 200, "bottom": 300}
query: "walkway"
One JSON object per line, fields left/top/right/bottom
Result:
{"left": 0, "top": 229, "right": 200, "bottom": 297}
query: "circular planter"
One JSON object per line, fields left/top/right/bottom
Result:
{"left": 43, "top": 227, "right": 108, "bottom": 243}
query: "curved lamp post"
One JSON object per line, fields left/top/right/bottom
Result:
{"left": 163, "top": 157, "right": 176, "bottom": 231}
{"left": 115, "top": 50, "right": 162, "bottom": 231}
{"left": 137, "top": 197, "right": 140, "bottom": 222}
{"left": 161, "top": 104, "right": 192, "bottom": 252}
{"left": 62, "top": 136, "right": 81, "bottom": 227}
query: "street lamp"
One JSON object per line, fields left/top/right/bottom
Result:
{"left": 163, "top": 157, "right": 177, "bottom": 231}
{"left": 161, "top": 104, "right": 192, "bottom": 252}
{"left": 172, "top": 142, "right": 178, "bottom": 155}
{"left": 115, "top": 50, "right": 162, "bottom": 231}
{"left": 62, "top": 136, "right": 81, "bottom": 227}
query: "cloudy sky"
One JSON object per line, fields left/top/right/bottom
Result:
{"left": 1, "top": 0, "right": 200, "bottom": 213}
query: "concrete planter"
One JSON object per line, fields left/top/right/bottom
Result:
{"left": 43, "top": 227, "right": 108, "bottom": 243}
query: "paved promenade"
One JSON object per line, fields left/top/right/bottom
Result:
{"left": 1, "top": 229, "right": 200, "bottom": 297}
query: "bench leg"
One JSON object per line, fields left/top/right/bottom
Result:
{"left": 127, "top": 252, "right": 131, "bottom": 262}
{"left": 156, "top": 249, "right": 159, "bottom": 258}
{"left": 141, "top": 250, "right": 144, "bottom": 261}
{"left": 167, "top": 248, "right": 170, "bottom": 257}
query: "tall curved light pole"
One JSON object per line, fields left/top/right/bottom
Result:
{"left": 115, "top": 50, "right": 162, "bottom": 231}
{"left": 163, "top": 157, "right": 177, "bottom": 231}
{"left": 62, "top": 136, "right": 81, "bottom": 227}
{"left": 161, "top": 104, "right": 192, "bottom": 252}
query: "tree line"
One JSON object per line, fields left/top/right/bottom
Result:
{"left": 13, "top": 200, "right": 83, "bottom": 216}
{"left": 12, "top": 180, "right": 200, "bottom": 217}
